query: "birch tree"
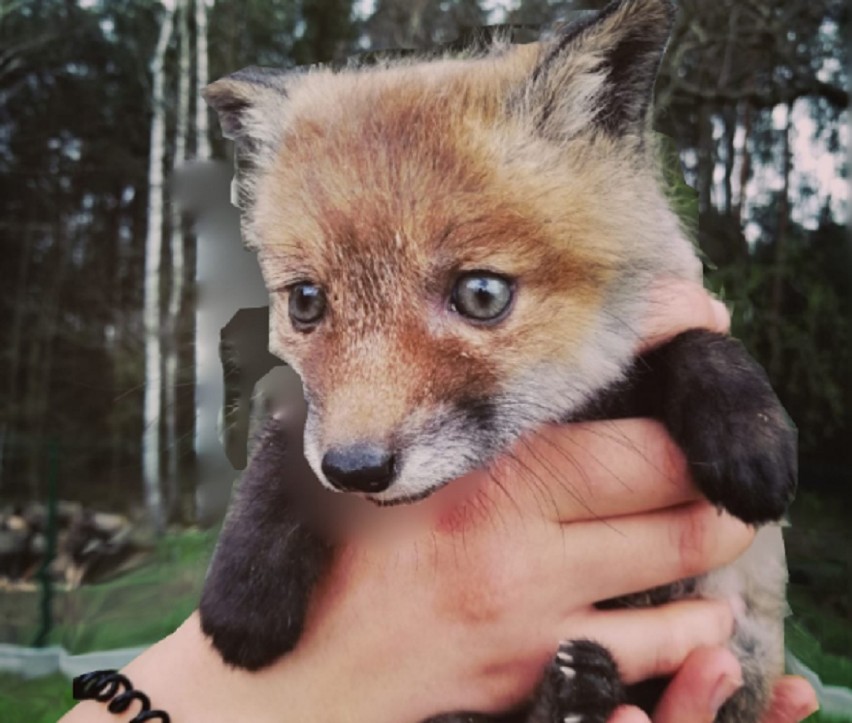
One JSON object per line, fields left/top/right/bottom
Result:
{"left": 195, "top": 0, "right": 211, "bottom": 161}
{"left": 164, "top": 0, "right": 191, "bottom": 520}
{"left": 143, "top": 0, "right": 176, "bottom": 533}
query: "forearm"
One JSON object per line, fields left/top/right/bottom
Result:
{"left": 60, "top": 612, "right": 413, "bottom": 723}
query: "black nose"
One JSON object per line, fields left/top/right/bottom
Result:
{"left": 321, "top": 443, "right": 396, "bottom": 493}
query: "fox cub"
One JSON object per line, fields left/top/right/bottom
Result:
{"left": 199, "top": 0, "right": 797, "bottom": 720}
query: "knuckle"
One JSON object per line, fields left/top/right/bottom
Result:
{"left": 473, "top": 660, "right": 540, "bottom": 712}
{"left": 672, "top": 504, "right": 714, "bottom": 577}
{"left": 651, "top": 624, "right": 688, "bottom": 676}
{"left": 658, "top": 430, "right": 689, "bottom": 483}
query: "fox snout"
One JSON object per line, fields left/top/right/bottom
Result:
{"left": 303, "top": 393, "right": 504, "bottom": 504}
{"left": 320, "top": 442, "right": 397, "bottom": 494}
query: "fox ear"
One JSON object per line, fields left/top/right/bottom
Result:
{"left": 203, "top": 67, "right": 291, "bottom": 145}
{"left": 521, "top": 0, "right": 674, "bottom": 142}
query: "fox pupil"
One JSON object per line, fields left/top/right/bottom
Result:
{"left": 289, "top": 283, "right": 326, "bottom": 328}
{"left": 452, "top": 273, "right": 513, "bottom": 322}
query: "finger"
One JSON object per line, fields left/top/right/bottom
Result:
{"left": 581, "top": 601, "right": 735, "bottom": 684}
{"left": 487, "top": 418, "right": 700, "bottom": 523}
{"left": 558, "top": 502, "right": 754, "bottom": 602}
{"left": 652, "top": 646, "right": 742, "bottom": 722}
{"left": 609, "top": 705, "right": 651, "bottom": 723}
{"left": 762, "top": 676, "right": 820, "bottom": 723}
{"left": 638, "top": 279, "right": 730, "bottom": 355}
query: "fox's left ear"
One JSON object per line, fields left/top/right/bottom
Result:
{"left": 203, "top": 67, "right": 292, "bottom": 148}
{"left": 520, "top": 0, "right": 674, "bottom": 143}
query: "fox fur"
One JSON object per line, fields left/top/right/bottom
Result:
{"left": 199, "top": 1, "right": 797, "bottom": 721}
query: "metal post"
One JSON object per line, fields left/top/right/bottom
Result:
{"left": 32, "top": 437, "right": 59, "bottom": 647}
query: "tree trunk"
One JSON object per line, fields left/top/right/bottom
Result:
{"left": 109, "top": 190, "right": 127, "bottom": 495}
{"left": 1, "top": 220, "right": 34, "bottom": 494}
{"left": 25, "top": 214, "right": 71, "bottom": 499}
{"left": 195, "top": 0, "right": 211, "bottom": 161}
{"left": 165, "top": 0, "right": 190, "bottom": 523}
{"left": 734, "top": 100, "right": 753, "bottom": 225}
{"left": 722, "top": 104, "right": 736, "bottom": 217}
{"left": 696, "top": 103, "right": 714, "bottom": 214}
{"left": 769, "top": 103, "right": 792, "bottom": 381}
{"left": 143, "top": 0, "right": 176, "bottom": 533}
{"left": 189, "top": 0, "right": 211, "bottom": 523}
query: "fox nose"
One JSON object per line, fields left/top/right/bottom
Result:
{"left": 321, "top": 443, "right": 396, "bottom": 494}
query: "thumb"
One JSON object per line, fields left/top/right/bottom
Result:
{"left": 652, "top": 646, "right": 743, "bottom": 723}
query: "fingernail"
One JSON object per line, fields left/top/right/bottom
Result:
{"left": 710, "top": 673, "right": 743, "bottom": 715}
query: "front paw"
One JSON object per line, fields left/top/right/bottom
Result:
{"left": 659, "top": 332, "right": 797, "bottom": 525}
{"left": 199, "top": 576, "right": 304, "bottom": 670}
{"left": 199, "top": 517, "right": 325, "bottom": 670}
{"left": 679, "top": 401, "right": 796, "bottom": 524}
{"left": 527, "top": 641, "right": 624, "bottom": 723}
{"left": 199, "top": 416, "right": 332, "bottom": 670}
{"left": 200, "top": 585, "right": 303, "bottom": 670}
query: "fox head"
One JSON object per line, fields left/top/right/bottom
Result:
{"left": 204, "top": 0, "right": 700, "bottom": 503}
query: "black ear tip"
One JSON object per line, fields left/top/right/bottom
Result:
{"left": 202, "top": 68, "right": 290, "bottom": 122}
{"left": 615, "top": 0, "right": 676, "bottom": 27}
{"left": 658, "top": 0, "right": 677, "bottom": 28}
{"left": 201, "top": 79, "right": 221, "bottom": 102}
{"left": 615, "top": 0, "right": 677, "bottom": 45}
{"left": 201, "top": 78, "right": 258, "bottom": 138}
{"left": 202, "top": 78, "right": 244, "bottom": 108}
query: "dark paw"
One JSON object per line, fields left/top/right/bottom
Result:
{"left": 679, "top": 402, "right": 797, "bottom": 525}
{"left": 198, "top": 520, "right": 319, "bottom": 670}
{"left": 199, "top": 596, "right": 303, "bottom": 670}
{"left": 527, "top": 641, "right": 624, "bottom": 723}
{"left": 576, "top": 330, "right": 797, "bottom": 526}
{"left": 198, "top": 513, "right": 323, "bottom": 670}
{"left": 657, "top": 331, "right": 797, "bottom": 525}
{"left": 198, "top": 417, "right": 332, "bottom": 670}
{"left": 198, "top": 515, "right": 327, "bottom": 670}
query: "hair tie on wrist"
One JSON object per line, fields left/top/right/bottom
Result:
{"left": 73, "top": 670, "right": 171, "bottom": 722}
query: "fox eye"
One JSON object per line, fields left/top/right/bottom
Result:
{"left": 451, "top": 272, "right": 513, "bottom": 323}
{"left": 289, "top": 282, "right": 326, "bottom": 329}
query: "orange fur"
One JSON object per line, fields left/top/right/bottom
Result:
{"left": 204, "top": 2, "right": 700, "bottom": 500}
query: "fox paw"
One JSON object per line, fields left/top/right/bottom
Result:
{"left": 651, "top": 330, "right": 797, "bottom": 526}
{"left": 527, "top": 641, "right": 624, "bottom": 723}
{"left": 679, "top": 402, "right": 796, "bottom": 525}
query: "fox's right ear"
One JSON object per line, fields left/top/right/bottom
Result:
{"left": 203, "top": 67, "right": 291, "bottom": 146}
{"left": 519, "top": 0, "right": 674, "bottom": 143}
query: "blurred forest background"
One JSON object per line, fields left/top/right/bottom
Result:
{"left": 0, "top": 0, "right": 849, "bottom": 520}
{"left": 0, "top": 0, "right": 850, "bottom": 718}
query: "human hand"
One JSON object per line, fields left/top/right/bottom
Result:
{"left": 609, "top": 646, "right": 819, "bottom": 723}
{"left": 302, "top": 420, "right": 751, "bottom": 722}
{"left": 281, "top": 280, "right": 757, "bottom": 721}
{"left": 60, "top": 279, "right": 815, "bottom": 723}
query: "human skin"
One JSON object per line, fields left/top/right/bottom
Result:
{"left": 60, "top": 281, "right": 818, "bottom": 723}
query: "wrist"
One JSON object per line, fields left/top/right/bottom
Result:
{"left": 60, "top": 613, "right": 380, "bottom": 723}
{"left": 150, "top": 614, "right": 434, "bottom": 723}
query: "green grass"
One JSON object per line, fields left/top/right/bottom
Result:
{"left": 0, "top": 673, "right": 75, "bottom": 723}
{"left": 809, "top": 714, "right": 852, "bottom": 723}
{"left": 0, "top": 529, "right": 219, "bottom": 722}
{"left": 784, "top": 488, "right": 852, "bottom": 721}
{"left": 49, "top": 527, "right": 217, "bottom": 653}
{"left": 1, "top": 527, "right": 218, "bottom": 652}
{"left": 788, "top": 619, "right": 852, "bottom": 691}
{"left": 783, "top": 487, "right": 852, "bottom": 693}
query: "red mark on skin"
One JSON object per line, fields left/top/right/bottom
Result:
{"left": 431, "top": 470, "right": 496, "bottom": 535}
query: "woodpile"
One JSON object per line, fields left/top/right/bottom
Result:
{"left": 0, "top": 502, "right": 146, "bottom": 589}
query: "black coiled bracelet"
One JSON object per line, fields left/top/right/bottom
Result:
{"left": 72, "top": 670, "right": 171, "bottom": 722}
